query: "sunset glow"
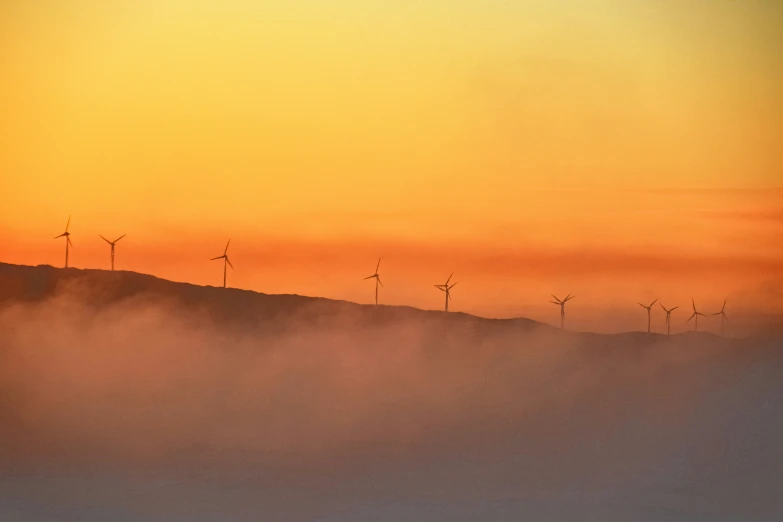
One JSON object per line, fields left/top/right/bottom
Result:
{"left": 2, "top": 1, "right": 781, "bottom": 331}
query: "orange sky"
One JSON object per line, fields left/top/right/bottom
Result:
{"left": 1, "top": 1, "right": 781, "bottom": 331}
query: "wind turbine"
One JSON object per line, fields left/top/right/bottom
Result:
{"left": 210, "top": 238, "right": 234, "bottom": 288}
{"left": 363, "top": 258, "right": 383, "bottom": 305}
{"left": 434, "top": 273, "right": 458, "bottom": 312}
{"left": 660, "top": 303, "right": 679, "bottom": 336}
{"left": 686, "top": 298, "right": 706, "bottom": 332}
{"left": 550, "top": 293, "right": 575, "bottom": 330}
{"left": 99, "top": 234, "right": 126, "bottom": 271}
{"left": 637, "top": 298, "right": 659, "bottom": 333}
{"left": 53, "top": 216, "right": 73, "bottom": 268}
{"left": 712, "top": 299, "right": 729, "bottom": 337}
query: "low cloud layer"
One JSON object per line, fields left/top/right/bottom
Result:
{"left": 1, "top": 285, "right": 782, "bottom": 521}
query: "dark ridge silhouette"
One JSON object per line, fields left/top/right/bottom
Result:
{"left": 0, "top": 262, "right": 546, "bottom": 337}
{"left": 1, "top": 262, "right": 781, "bottom": 339}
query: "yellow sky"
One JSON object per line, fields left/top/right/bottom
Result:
{"left": 1, "top": 1, "right": 781, "bottom": 329}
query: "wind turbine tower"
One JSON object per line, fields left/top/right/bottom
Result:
{"left": 638, "top": 298, "right": 659, "bottom": 333}
{"left": 363, "top": 258, "right": 384, "bottom": 305}
{"left": 550, "top": 293, "right": 575, "bottom": 330}
{"left": 210, "top": 238, "right": 234, "bottom": 288}
{"left": 53, "top": 216, "right": 73, "bottom": 268}
{"left": 686, "top": 298, "right": 706, "bottom": 332}
{"left": 660, "top": 303, "right": 679, "bottom": 336}
{"left": 713, "top": 299, "right": 729, "bottom": 337}
{"left": 99, "top": 234, "right": 126, "bottom": 271}
{"left": 434, "top": 273, "right": 458, "bottom": 312}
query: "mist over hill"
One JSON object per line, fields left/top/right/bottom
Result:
{"left": 1, "top": 262, "right": 781, "bottom": 338}
{"left": 0, "top": 262, "right": 548, "bottom": 336}
{"left": 1, "top": 262, "right": 782, "bottom": 521}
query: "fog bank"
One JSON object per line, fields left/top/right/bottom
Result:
{"left": 1, "top": 288, "right": 782, "bottom": 521}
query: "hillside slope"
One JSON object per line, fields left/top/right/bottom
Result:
{"left": 0, "top": 262, "right": 551, "bottom": 335}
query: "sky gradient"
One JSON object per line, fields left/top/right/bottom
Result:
{"left": 1, "top": 1, "right": 781, "bottom": 331}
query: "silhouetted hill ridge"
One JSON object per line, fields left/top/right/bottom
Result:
{"left": 0, "top": 263, "right": 552, "bottom": 337}
{"left": 2, "top": 262, "right": 780, "bottom": 342}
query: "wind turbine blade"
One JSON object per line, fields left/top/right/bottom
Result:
{"left": 565, "top": 295, "right": 575, "bottom": 302}
{"left": 210, "top": 256, "right": 223, "bottom": 261}
{"left": 722, "top": 299, "right": 727, "bottom": 311}
{"left": 723, "top": 312, "right": 729, "bottom": 321}
{"left": 449, "top": 282, "right": 458, "bottom": 290}
{"left": 115, "top": 234, "right": 126, "bottom": 243}
{"left": 224, "top": 238, "right": 231, "bottom": 255}
{"left": 54, "top": 233, "right": 65, "bottom": 239}
{"left": 551, "top": 294, "right": 560, "bottom": 302}
{"left": 650, "top": 298, "right": 659, "bottom": 307}
{"left": 550, "top": 301, "right": 560, "bottom": 305}
{"left": 687, "top": 313, "right": 696, "bottom": 323}
{"left": 692, "top": 298, "right": 696, "bottom": 311}
{"left": 660, "top": 303, "right": 667, "bottom": 311}
{"left": 638, "top": 302, "right": 646, "bottom": 308}
{"left": 671, "top": 306, "right": 679, "bottom": 311}
{"left": 364, "top": 275, "right": 375, "bottom": 280}
{"left": 65, "top": 215, "right": 71, "bottom": 232}
{"left": 226, "top": 257, "right": 234, "bottom": 270}
{"left": 446, "top": 273, "right": 454, "bottom": 285}
{"left": 99, "top": 235, "right": 111, "bottom": 244}
{"left": 67, "top": 237, "right": 73, "bottom": 247}
{"left": 377, "top": 277, "right": 383, "bottom": 287}
{"left": 376, "top": 258, "right": 381, "bottom": 272}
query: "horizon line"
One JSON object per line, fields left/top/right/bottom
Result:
{"left": 0, "top": 260, "right": 767, "bottom": 339}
